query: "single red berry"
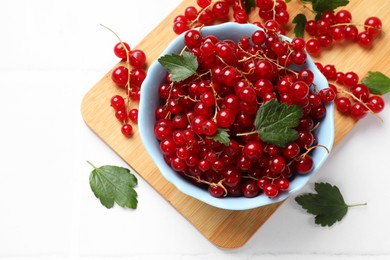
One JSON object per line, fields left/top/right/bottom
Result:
{"left": 367, "top": 95, "right": 385, "bottom": 113}
{"left": 209, "top": 185, "right": 225, "bottom": 198}
{"left": 358, "top": 31, "right": 374, "bottom": 48}
{"left": 111, "top": 66, "right": 129, "bottom": 88}
{"left": 110, "top": 95, "right": 125, "bottom": 110}
{"left": 336, "top": 97, "right": 352, "bottom": 114}
{"left": 114, "top": 42, "right": 130, "bottom": 59}
{"left": 241, "top": 180, "right": 260, "bottom": 198}
{"left": 350, "top": 103, "right": 368, "bottom": 119}
{"left": 121, "top": 123, "right": 133, "bottom": 137}
{"left": 129, "top": 49, "right": 146, "bottom": 68}
{"left": 275, "top": 178, "right": 290, "bottom": 191}
{"left": 263, "top": 183, "right": 279, "bottom": 198}
{"left": 364, "top": 16, "right": 382, "bottom": 37}
{"left": 128, "top": 108, "right": 138, "bottom": 123}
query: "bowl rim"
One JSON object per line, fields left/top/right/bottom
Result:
{"left": 139, "top": 22, "right": 335, "bottom": 210}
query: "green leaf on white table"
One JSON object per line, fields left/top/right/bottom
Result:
{"left": 88, "top": 161, "right": 138, "bottom": 209}
{"left": 295, "top": 182, "right": 367, "bottom": 227}
{"left": 361, "top": 71, "right": 390, "bottom": 95}
{"left": 158, "top": 51, "right": 198, "bottom": 82}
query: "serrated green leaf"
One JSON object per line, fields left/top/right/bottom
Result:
{"left": 254, "top": 99, "right": 303, "bottom": 147}
{"left": 88, "top": 162, "right": 138, "bottom": 209}
{"left": 312, "top": 0, "right": 349, "bottom": 19}
{"left": 361, "top": 71, "right": 390, "bottom": 95}
{"left": 206, "top": 128, "right": 230, "bottom": 146}
{"left": 158, "top": 51, "right": 198, "bottom": 82}
{"left": 285, "top": 0, "right": 292, "bottom": 3}
{"left": 292, "top": 14, "right": 307, "bottom": 38}
{"left": 244, "top": 0, "right": 256, "bottom": 14}
{"left": 295, "top": 182, "right": 359, "bottom": 227}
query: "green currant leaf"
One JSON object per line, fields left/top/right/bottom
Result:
{"left": 206, "top": 128, "right": 230, "bottom": 146}
{"left": 88, "top": 161, "right": 138, "bottom": 209}
{"left": 311, "top": 0, "right": 349, "bottom": 19}
{"left": 361, "top": 71, "right": 390, "bottom": 95}
{"left": 292, "top": 14, "right": 307, "bottom": 38}
{"left": 254, "top": 99, "right": 303, "bottom": 147}
{"left": 295, "top": 182, "right": 366, "bottom": 227}
{"left": 158, "top": 51, "right": 198, "bottom": 82}
{"left": 284, "top": 0, "right": 292, "bottom": 3}
{"left": 244, "top": 0, "right": 256, "bottom": 14}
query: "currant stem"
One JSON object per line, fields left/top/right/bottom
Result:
{"left": 100, "top": 24, "right": 132, "bottom": 106}
{"left": 347, "top": 202, "right": 367, "bottom": 207}
{"left": 236, "top": 130, "right": 258, "bottom": 136}
{"left": 337, "top": 86, "right": 384, "bottom": 122}
{"left": 86, "top": 160, "right": 97, "bottom": 169}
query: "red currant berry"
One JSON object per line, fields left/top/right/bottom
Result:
{"left": 114, "top": 42, "right": 130, "bottom": 59}
{"left": 241, "top": 180, "right": 260, "bottom": 198}
{"left": 263, "top": 183, "right": 279, "bottom": 198}
{"left": 275, "top": 178, "right": 290, "bottom": 191}
{"left": 128, "top": 108, "right": 138, "bottom": 123}
{"left": 364, "top": 16, "right": 382, "bottom": 37}
{"left": 367, "top": 95, "right": 385, "bottom": 113}
{"left": 110, "top": 95, "right": 125, "bottom": 110}
{"left": 350, "top": 103, "right": 368, "bottom": 119}
{"left": 336, "top": 97, "right": 352, "bottom": 114}
{"left": 129, "top": 49, "right": 146, "bottom": 68}
{"left": 111, "top": 66, "right": 129, "bottom": 87}
{"left": 121, "top": 123, "right": 133, "bottom": 137}
{"left": 293, "top": 155, "right": 314, "bottom": 175}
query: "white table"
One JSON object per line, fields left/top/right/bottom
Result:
{"left": 1, "top": 1, "right": 390, "bottom": 259}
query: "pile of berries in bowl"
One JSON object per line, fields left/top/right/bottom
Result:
{"left": 139, "top": 22, "right": 334, "bottom": 210}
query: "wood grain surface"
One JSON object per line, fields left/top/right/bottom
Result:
{"left": 81, "top": 0, "right": 390, "bottom": 248}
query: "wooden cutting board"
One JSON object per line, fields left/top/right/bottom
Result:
{"left": 81, "top": 0, "right": 390, "bottom": 248}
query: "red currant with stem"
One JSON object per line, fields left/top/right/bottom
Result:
{"left": 129, "top": 49, "right": 146, "bottom": 69}
{"left": 335, "top": 10, "right": 352, "bottom": 24}
{"left": 111, "top": 66, "right": 129, "bottom": 88}
{"left": 367, "top": 96, "right": 385, "bottom": 113}
{"left": 358, "top": 32, "right": 374, "bottom": 48}
{"left": 364, "top": 16, "right": 382, "bottom": 37}
{"left": 114, "top": 42, "right": 130, "bottom": 59}
{"left": 350, "top": 103, "right": 368, "bottom": 119}
{"left": 263, "top": 183, "right": 279, "bottom": 198}
{"left": 335, "top": 97, "right": 351, "bottom": 114}
{"left": 293, "top": 154, "right": 314, "bottom": 175}
{"left": 275, "top": 178, "right": 289, "bottom": 191}
{"left": 209, "top": 185, "right": 225, "bottom": 198}
{"left": 173, "top": 21, "right": 189, "bottom": 34}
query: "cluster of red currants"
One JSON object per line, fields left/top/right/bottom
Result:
{"left": 173, "top": 0, "right": 251, "bottom": 34}
{"left": 154, "top": 28, "right": 333, "bottom": 199}
{"left": 305, "top": 11, "right": 382, "bottom": 56}
{"left": 315, "top": 63, "right": 385, "bottom": 119}
{"left": 110, "top": 42, "right": 147, "bottom": 137}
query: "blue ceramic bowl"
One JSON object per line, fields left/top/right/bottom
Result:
{"left": 139, "top": 22, "right": 334, "bottom": 210}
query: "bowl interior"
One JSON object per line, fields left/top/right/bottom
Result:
{"left": 139, "top": 22, "right": 335, "bottom": 210}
